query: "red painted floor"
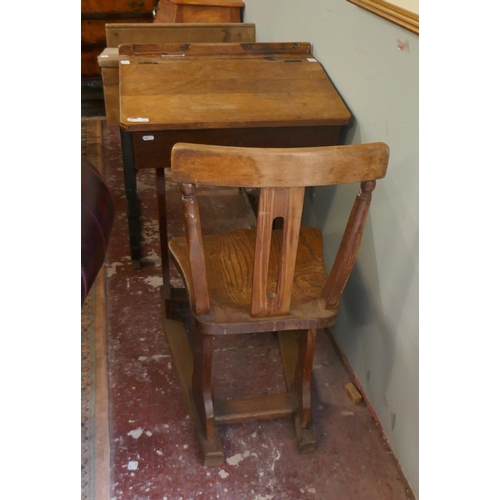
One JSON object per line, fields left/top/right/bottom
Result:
{"left": 101, "top": 122, "right": 414, "bottom": 500}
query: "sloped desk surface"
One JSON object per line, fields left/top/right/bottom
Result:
{"left": 98, "top": 23, "right": 256, "bottom": 127}
{"left": 119, "top": 42, "right": 351, "bottom": 133}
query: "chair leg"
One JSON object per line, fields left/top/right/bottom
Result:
{"left": 293, "top": 328, "right": 318, "bottom": 453}
{"left": 192, "top": 328, "right": 216, "bottom": 441}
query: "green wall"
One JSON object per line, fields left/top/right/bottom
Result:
{"left": 243, "top": 1, "right": 419, "bottom": 496}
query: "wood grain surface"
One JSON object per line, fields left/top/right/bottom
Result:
{"left": 119, "top": 43, "right": 350, "bottom": 131}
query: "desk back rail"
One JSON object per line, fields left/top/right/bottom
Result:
{"left": 106, "top": 22, "right": 256, "bottom": 47}
{"left": 118, "top": 42, "right": 312, "bottom": 57}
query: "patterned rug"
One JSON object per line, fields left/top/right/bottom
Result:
{"left": 82, "top": 282, "right": 98, "bottom": 498}
{"left": 81, "top": 117, "right": 110, "bottom": 500}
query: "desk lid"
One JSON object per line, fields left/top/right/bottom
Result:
{"left": 119, "top": 42, "right": 351, "bottom": 131}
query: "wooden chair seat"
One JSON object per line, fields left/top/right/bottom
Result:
{"left": 169, "top": 226, "right": 338, "bottom": 335}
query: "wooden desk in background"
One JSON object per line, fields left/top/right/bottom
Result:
{"left": 154, "top": 0, "right": 244, "bottom": 23}
{"left": 118, "top": 42, "right": 351, "bottom": 316}
{"left": 81, "top": 0, "right": 156, "bottom": 78}
{"left": 98, "top": 24, "right": 256, "bottom": 269}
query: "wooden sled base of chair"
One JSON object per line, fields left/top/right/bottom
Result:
{"left": 163, "top": 317, "right": 225, "bottom": 466}
{"left": 163, "top": 316, "right": 318, "bottom": 466}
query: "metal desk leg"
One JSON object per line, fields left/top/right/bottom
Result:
{"left": 157, "top": 169, "right": 189, "bottom": 319}
{"left": 120, "top": 129, "right": 142, "bottom": 269}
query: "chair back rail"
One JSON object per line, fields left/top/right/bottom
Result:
{"left": 171, "top": 143, "right": 388, "bottom": 187}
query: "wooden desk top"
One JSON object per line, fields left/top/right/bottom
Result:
{"left": 119, "top": 43, "right": 351, "bottom": 132}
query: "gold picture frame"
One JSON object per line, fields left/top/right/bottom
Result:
{"left": 347, "top": 0, "right": 419, "bottom": 35}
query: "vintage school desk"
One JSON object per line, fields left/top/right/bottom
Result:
{"left": 98, "top": 23, "right": 256, "bottom": 126}
{"left": 118, "top": 42, "right": 351, "bottom": 316}
{"left": 98, "top": 24, "right": 256, "bottom": 267}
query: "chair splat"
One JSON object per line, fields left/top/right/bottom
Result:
{"left": 251, "top": 186, "right": 305, "bottom": 317}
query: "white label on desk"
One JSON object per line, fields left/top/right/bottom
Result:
{"left": 127, "top": 117, "right": 150, "bottom": 123}
{"left": 100, "top": 54, "right": 109, "bottom": 58}
{"left": 142, "top": 135, "right": 155, "bottom": 141}
{"left": 307, "top": 58, "right": 317, "bottom": 62}
{"left": 121, "top": 60, "right": 130, "bottom": 65}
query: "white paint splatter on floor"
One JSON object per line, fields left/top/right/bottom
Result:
{"left": 127, "top": 428, "right": 143, "bottom": 439}
{"left": 140, "top": 250, "right": 162, "bottom": 266}
{"left": 226, "top": 450, "right": 250, "bottom": 466}
{"left": 300, "top": 487, "right": 317, "bottom": 494}
{"left": 138, "top": 354, "right": 170, "bottom": 362}
{"left": 153, "top": 354, "right": 169, "bottom": 361}
{"left": 136, "top": 179, "right": 150, "bottom": 192}
{"left": 143, "top": 276, "right": 163, "bottom": 288}
{"left": 270, "top": 449, "right": 281, "bottom": 471}
{"left": 106, "top": 262, "right": 123, "bottom": 277}
{"left": 218, "top": 470, "right": 229, "bottom": 478}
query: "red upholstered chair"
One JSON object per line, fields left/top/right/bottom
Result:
{"left": 81, "top": 157, "right": 115, "bottom": 306}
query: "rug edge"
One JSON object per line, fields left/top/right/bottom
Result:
{"left": 83, "top": 118, "right": 111, "bottom": 500}
{"left": 94, "top": 267, "right": 111, "bottom": 500}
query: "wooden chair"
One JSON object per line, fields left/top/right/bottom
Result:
{"left": 168, "top": 141, "right": 390, "bottom": 465}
